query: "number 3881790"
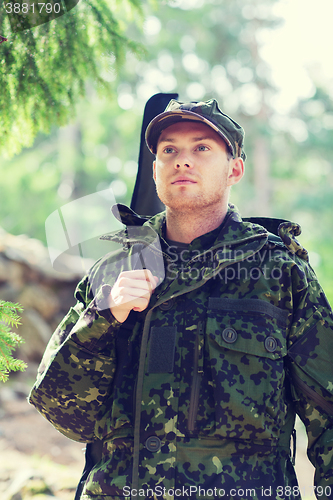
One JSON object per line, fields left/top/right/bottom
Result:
{"left": 4, "top": 3, "right": 61, "bottom": 14}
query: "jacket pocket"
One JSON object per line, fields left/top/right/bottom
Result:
{"left": 206, "top": 297, "right": 289, "bottom": 441}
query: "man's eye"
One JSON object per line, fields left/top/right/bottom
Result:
{"left": 197, "top": 145, "right": 209, "bottom": 151}
{"left": 164, "top": 147, "right": 175, "bottom": 154}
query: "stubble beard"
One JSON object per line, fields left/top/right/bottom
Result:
{"left": 155, "top": 183, "right": 229, "bottom": 216}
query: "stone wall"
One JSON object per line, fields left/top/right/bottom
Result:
{"left": 0, "top": 228, "right": 85, "bottom": 365}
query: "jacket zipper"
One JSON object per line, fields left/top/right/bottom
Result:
{"left": 188, "top": 321, "right": 204, "bottom": 432}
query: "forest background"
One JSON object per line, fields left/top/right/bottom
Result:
{"left": 1, "top": 0, "right": 333, "bottom": 301}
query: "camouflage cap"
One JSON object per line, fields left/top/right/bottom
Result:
{"left": 145, "top": 98, "right": 246, "bottom": 160}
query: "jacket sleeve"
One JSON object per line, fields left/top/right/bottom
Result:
{"left": 28, "top": 274, "right": 122, "bottom": 443}
{"left": 288, "top": 261, "right": 333, "bottom": 498}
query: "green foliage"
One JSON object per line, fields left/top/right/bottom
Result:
{"left": 0, "top": 0, "right": 145, "bottom": 158}
{"left": 273, "top": 85, "right": 333, "bottom": 303}
{"left": 0, "top": 91, "right": 142, "bottom": 242}
{"left": 0, "top": 300, "right": 26, "bottom": 382}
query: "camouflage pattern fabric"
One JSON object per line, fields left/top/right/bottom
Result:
{"left": 29, "top": 204, "right": 333, "bottom": 500}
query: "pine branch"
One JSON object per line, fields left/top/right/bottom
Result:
{"left": 0, "top": 0, "right": 148, "bottom": 157}
{"left": 0, "top": 300, "right": 27, "bottom": 383}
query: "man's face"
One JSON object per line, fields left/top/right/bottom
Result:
{"left": 153, "top": 121, "right": 243, "bottom": 213}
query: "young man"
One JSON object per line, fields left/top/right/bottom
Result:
{"left": 30, "top": 99, "right": 333, "bottom": 500}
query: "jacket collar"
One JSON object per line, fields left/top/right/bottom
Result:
{"left": 101, "top": 203, "right": 268, "bottom": 250}
{"left": 148, "top": 204, "right": 269, "bottom": 247}
{"left": 100, "top": 203, "right": 308, "bottom": 262}
{"left": 100, "top": 204, "right": 269, "bottom": 267}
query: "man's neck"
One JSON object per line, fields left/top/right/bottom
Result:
{"left": 165, "top": 205, "right": 228, "bottom": 244}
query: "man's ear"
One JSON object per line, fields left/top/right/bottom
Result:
{"left": 153, "top": 160, "right": 156, "bottom": 183}
{"left": 227, "top": 157, "right": 244, "bottom": 187}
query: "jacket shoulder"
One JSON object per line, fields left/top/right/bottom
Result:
{"left": 243, "top": 216, "right": 309, "bottom": 262}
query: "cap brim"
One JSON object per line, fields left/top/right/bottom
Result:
{"left": 145, "top": 109, "right": 233, "bottom": 154}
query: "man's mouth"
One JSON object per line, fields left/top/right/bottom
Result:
{"left": 171, "top": 177, "right": 197, "bottom": 185}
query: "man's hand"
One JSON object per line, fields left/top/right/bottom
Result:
{"left": 109, "top": 269, "right": 159, "bottom": 323}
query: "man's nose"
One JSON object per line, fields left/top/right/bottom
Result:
{"left": 175, "top": 151, "right": 192, "bottom": 169}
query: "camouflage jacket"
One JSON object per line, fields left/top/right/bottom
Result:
{"left": 29, "top": 204, "right": 333, "bottom": 500}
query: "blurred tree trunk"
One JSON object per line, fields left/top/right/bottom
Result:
{"left": 246, "top": 15, "right": 273, "bottom": 217}
{"left": 253, "top": 135, "right": 271, "bottom": 216}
